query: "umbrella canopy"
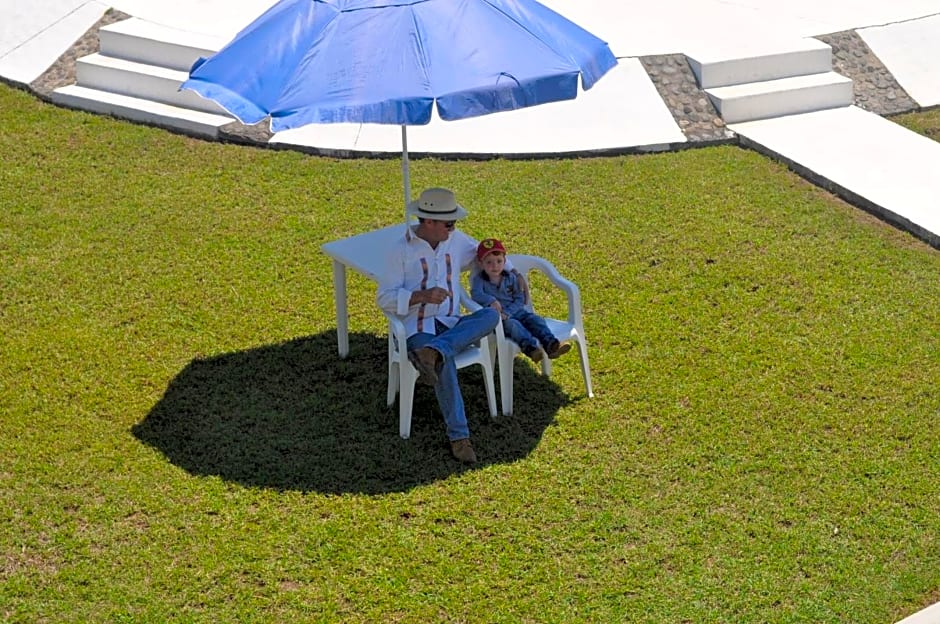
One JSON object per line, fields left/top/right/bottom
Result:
{"left": 181, "top": 0, "right": 617, "bottom": 208}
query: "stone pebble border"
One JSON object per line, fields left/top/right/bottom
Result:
{"left": 15, "top": 10, "right": 929, "bottom": 154}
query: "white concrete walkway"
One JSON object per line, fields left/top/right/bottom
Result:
{"left": 859, "top": 13, "right": 940, "bottom": 108}
{"left": 731, "top": 106, "right": 940, "bottom": 248}
{"left": 0, "top": 0, "right": 106, "bottom": 84}
{"left": 899, "top": 602, "right": 940, "bottom": 624}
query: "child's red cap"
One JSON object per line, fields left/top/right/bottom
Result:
{"left": 476, "top": 238, "right": 506, "bottom": 261}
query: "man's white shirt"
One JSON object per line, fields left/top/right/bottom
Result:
{"left": 376, "top": 225, "right": 479, "bottom": 337}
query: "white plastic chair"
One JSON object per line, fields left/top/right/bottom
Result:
{"left": 493, "top": 254, "right": 594, "bottom": 415}
{"left": 383, "top": 295, "right": 499, "bottom": 439}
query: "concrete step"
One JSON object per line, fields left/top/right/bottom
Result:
{"left": 705, "top": 71, "right": 853, "bottom": 123}
{"left": 75, "top": 53, "right": 227, "bottom": 115}
{"left": 688, "top": 38, "right": 832, "bottom": 89}
{"left": 98, "top": 17, "right": 223, "bottom": 72}
{"left": 51, "top": 85, "right": 232, "bottom": 138}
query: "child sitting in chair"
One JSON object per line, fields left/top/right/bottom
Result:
{"left": 470, "top": 238, "right": 571, "bottom": 363}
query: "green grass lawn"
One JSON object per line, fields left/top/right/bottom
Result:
{"left": 1, "top": 83, "right": 938, "bottom": 623}
{"left": 894, "top": 107, "right": 940, "bottom": 141}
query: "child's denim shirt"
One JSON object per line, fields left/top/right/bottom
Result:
{"left": 470, "top": 269, "right": 527, "bottom": 317}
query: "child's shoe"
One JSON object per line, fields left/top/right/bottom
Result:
{"left": 546, "top": 340, "right": 571, "bottom": 359}
{"left": 524, "top": 345, "right": 545, "bottom": 363}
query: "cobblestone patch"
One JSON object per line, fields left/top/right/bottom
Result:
{"left": 219, "top": 119, "right": 274, "bottom": 144}
{"left": 816, "top": 30, "right": 918, "bottom": 116}
{"left": 639, "top": 54, "right": 733, "bottom": 144}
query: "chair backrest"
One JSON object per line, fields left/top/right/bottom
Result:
{"left": 508, "top": 256, "right": 546, "bottom": 311}
{"left": 506, "top": 254, "right": 580, "bottom": 322}
{"left": 494, "top": 253, "right": 594, "bottom": 411}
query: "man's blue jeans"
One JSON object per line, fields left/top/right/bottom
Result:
{"left": 406, "top": 307, "right": 499, "bottom": 441}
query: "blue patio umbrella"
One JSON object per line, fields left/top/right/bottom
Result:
{"left": 182, "top": 0, "right": 617, "bottom": 213}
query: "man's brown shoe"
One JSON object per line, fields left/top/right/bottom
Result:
{"left": 450, "top": 438, "right": 477, "bottom": 464}
{"left": 408, "top": 346, "right": 442, "bottom": 386}
{"left": 546, "top": 341, "right": 571, "bottom": 360}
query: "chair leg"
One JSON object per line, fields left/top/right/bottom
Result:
{"left": 498, "top": 342, "right": 514, "bottom": 416}
{"left": 575, "top": 336, "right": 594, "bottom": 398}
{"left": 387, "top": 360, "right": 400, "bottom": 407}
{"left": 398, "top": 362, "right": 418, "bottom": 439}
{"left": 481, "top": 361, "right": 498, "bottom": 418}
{"left": 387, "top": 333, "right": 399, "bottom": 406}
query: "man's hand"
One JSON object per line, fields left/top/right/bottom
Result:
{"left": 411, "top": 287, "right": 450, "bottom": 305}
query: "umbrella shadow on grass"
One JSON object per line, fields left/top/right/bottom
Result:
{"left": 132, "top": 332, "right": 571, "bottom": 495}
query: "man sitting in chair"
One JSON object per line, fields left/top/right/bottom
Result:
{"left": 376, "top": 188, "right": 499, "bottom": 464}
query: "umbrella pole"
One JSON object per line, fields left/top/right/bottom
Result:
{"left": 401, "top": 125, "right": 411, "bottom": 224}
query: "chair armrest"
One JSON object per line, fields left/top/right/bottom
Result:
{"left": 460, "top": 292, "right": 507, "bottom": 366}
{"left": 459, "top": 292, "right": 482, "bottom": 313}
{"left": 381, "top": 308, "right": 409, "bottom": 352}
{"left": 461, "top": 291, "right": 506, "bottom": 341}
{"left": 508, "top": 254, "right": 583, "bottom": 327}
{"left": 383, "top": 295, "right": 503, "bottom": 349}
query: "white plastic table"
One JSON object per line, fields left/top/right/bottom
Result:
{"left": 320, "top": 224, "right": 407, "bottom": 357}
